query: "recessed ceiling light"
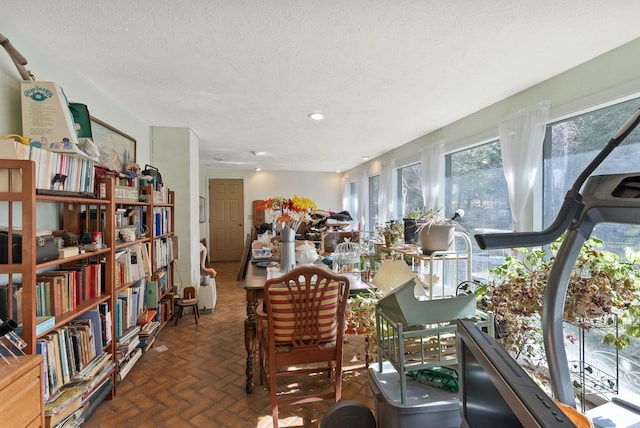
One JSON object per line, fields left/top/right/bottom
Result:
{"left": 255, "top": 167, "right": 261, "bottom": 172}
{"left": 308, "top": 112, "right": 324, "bottom": 121}
{"left": 362, "top": 156, "right": 369, "bottom": 161}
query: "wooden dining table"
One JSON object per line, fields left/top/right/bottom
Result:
{"left": 243, "top": 261, "right": 373, "bottom": 394}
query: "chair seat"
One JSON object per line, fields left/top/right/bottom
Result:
{"left": 177, "top": 298, "right": 198, "bottom": 305}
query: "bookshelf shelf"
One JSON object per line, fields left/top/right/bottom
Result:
{"left": 54, "top": 295, "right": 112, "bottom": 326}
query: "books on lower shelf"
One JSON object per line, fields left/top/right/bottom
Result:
{"left": 138, "top": 320, "right": 161, "bottom": 352}
{"left": 116, "top": 325, "right": 142, "bottom": 382}
{"left": 43, "top": 354, "right": 114, "bottom": 428}
{"left": 35, "top": 317, "right": 105, "bottom": 399}
{"left": 115, "top": 282, "right": 146, "bottom": 337}
{"left": 117, "top": 347, "right": 142, "bottom": 382}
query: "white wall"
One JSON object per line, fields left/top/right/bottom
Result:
{"left": 199, "top": 168, "right": 343, "bottom": 240}
{"left": 0, "top": 16, "right": 150, "bottom": 165}
{"left": 151, "top": 127, "right": 200, "bottom": 289}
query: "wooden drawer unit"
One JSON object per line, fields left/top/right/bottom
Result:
{"left": 0, "top": 355, "right": 45, "bottom": 428}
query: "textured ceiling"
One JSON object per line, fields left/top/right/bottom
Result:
{"left": 3, "top": 1, "right": 640, "bottom": 172}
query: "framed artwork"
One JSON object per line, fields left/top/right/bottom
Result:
{"left": 90, "top": 116, "right": 136, "bottom": 172}
{"left": 199, "top": 196, "right": 206, "bottom": 223}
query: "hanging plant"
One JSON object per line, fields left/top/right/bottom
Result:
{"left": 478, "top": 234, "right": 640, "bottom": 363}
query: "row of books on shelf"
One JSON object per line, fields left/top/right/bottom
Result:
{"left": 152, "top": 206, "right": 172, "bottom": 236}
{"left": 114, "top": 277, "right": 167, "bottom": 339}
{"left": 35, "top": 263, "right": 103, "bottom": 318}
{"left": 152, "top": 237, "right": 176, "bottom": 272}
{"left": 115, "top": 281, "right": 146, "bottom": 338}
{"left": 0, "top": 139, "right": 96, "bottom": 193}
{"left": 157, "top": 296, "right": 173, "bottom": 324}
{"left": 115, "top": 243, "right": 150, "bottom": 287}
{"left": 34, "top": 311, "right": 105, "bottom": 403}
{"left": 0, "top": 263, "right": 103, "bottom": 325}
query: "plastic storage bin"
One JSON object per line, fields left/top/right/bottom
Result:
{"left": 368, "top": 361, "right": 461, "bottom": 428}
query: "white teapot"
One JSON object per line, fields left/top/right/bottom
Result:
{"left": 295, "top": 240, "right": 318, "bottom": 265}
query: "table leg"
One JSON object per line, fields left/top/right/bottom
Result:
{"left": 245, "top": 289, "right": 257, "bottom": 394}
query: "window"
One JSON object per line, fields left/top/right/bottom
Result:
{"left": 368, "top": 175, "right": 379, "bottom": 229}
{"left": 397, "top": 162, "right": 422, "bottom": 218}
{"left": 543, "top": 96, "right": 640, "bottom": 400}
{"left": 446, "top": 140, "right": 512, "bottom": 274}
{"left": 543, "top": 97, "right": 640, "bottom": 248}
{"left": 348, "top": 181, "right": 357, "bottom": 228}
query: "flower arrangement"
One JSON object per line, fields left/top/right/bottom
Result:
{"left": 477, "top": 234, "right": 640, "bottom": 363}
{"left": 256, "top": 195, "right": 317, "bottom": 232}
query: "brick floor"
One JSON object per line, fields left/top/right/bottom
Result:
{"left": 86, "top": 262, "right": 375, "bottom": 427}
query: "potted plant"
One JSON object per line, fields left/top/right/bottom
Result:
{"left": 375, "top": 220, "right": 404, "bottom": 248}
{"left": 403, "top": 207, "right": 431, "bottom": 244}
{"left": 412, "top": 205, "right": 465, "bottom": 255}
{"left": 477, "top": 234, "right": 640, "bottom": 364}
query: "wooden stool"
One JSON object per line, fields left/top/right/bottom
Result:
{"left": 174, "top": 286, "right": 199, "bottom": 325}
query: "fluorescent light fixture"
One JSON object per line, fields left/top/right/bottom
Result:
{"left": 308, "top": 112, "right": 324, "bottom": 121}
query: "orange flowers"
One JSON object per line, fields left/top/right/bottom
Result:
{"left": 256, "top": 195, "right": 317, "bottom": 231}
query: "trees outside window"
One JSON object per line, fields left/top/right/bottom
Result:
{"left": 446, "top": 140, "right": 512, "bottom": 271}
{"left": 397, "top": 163, "right": 422, "bottom": 218}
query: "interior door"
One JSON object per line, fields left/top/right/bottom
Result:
{"left": 209, "top": 178, "right": 245, "bottom": 262}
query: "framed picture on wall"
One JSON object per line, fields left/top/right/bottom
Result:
{"left": 199, "top": 196, "right": 206, "bottom": 223}
{"left": 90, "top": 116, "right": 136, "bottom": 172}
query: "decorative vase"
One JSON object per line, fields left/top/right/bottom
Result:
{"left": 280, "top": 225, "right": 296, "bottom": 273}
{"left": 419, "top": 224, "right": 454, "bottom": 255}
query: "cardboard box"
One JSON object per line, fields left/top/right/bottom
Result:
{"left": 21, "top": 81, "right": 98, "bottom": 162}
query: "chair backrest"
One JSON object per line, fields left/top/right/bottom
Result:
{"left": 183, "top": 286, "right": 197, "bottom": 300}
{"left": 264, "top": 266, "right": 350, "bottom": 347}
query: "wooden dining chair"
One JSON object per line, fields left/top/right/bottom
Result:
{"left": 256, "top": 265, "right": 350, "bottom": 428}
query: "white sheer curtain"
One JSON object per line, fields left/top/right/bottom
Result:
{"left": 421, "top": 142, "right": 445, "bottom": 209}
{"left": 378, "top": 160, "right": 397, "bottom": 224}
{"left": 499, "top": 100, "right": 551, "bottom": 231}
{"left": 356, "top": 169, "right": 368, "bottom": 230}
{"left": 341, "top": 176, "right": 350, "bottom": 212}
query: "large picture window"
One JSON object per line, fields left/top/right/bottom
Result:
{"left": 543, "top": 96, "right": 640, "bottom": 401}
{"left": 543, "top": 97, "right": 640, "bottom": 249}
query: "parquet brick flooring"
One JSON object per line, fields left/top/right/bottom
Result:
{"left": 86, "top": 262, "right": 375, "bottom": 427}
